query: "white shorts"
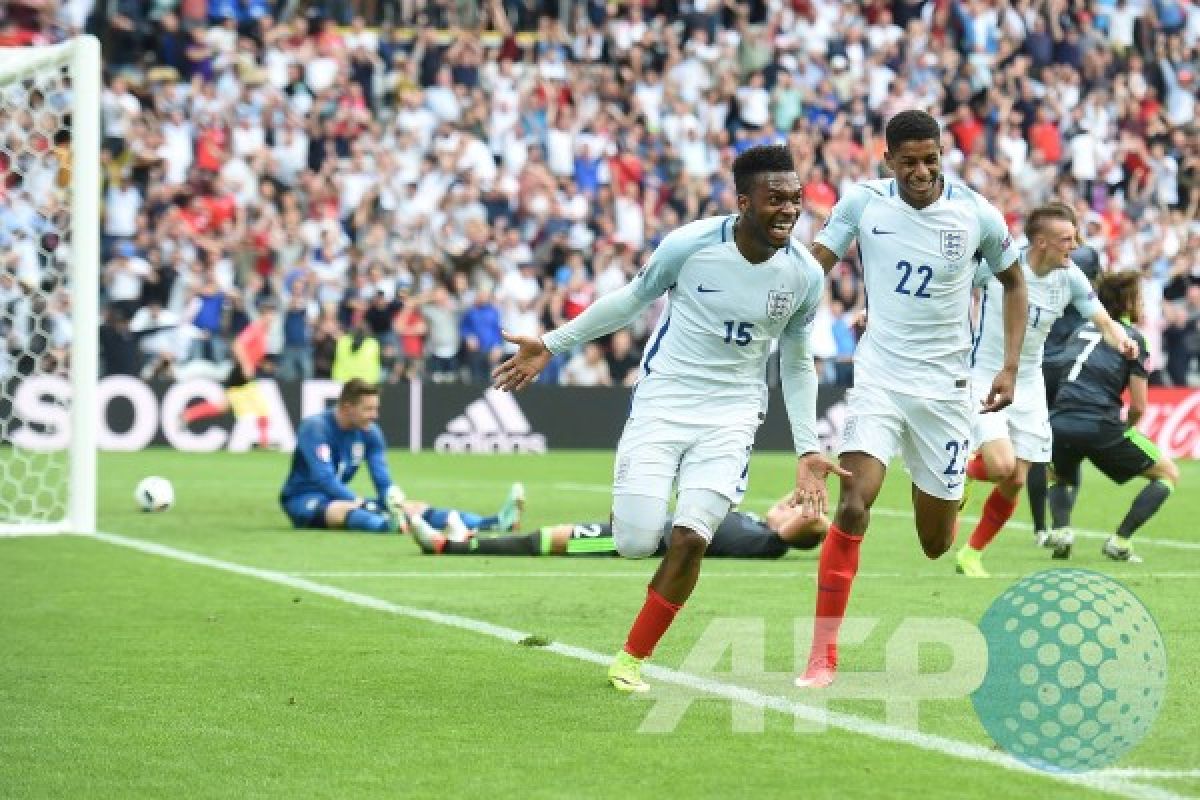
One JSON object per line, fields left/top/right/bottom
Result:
{"left": 613, "top": 415, "right": 758, "bottom": 507}
{"left": 970, "top": 374, "right": 1052, "bottom": 463}
{"left": 839, "top": 382, "right": 972, "bottom": 501}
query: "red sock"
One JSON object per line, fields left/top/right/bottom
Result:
{"left": 256, "top": 416, "right": 270, "bottom": 447}
{"left": 967, "top": 488, "right": 1018, "bottom": 551}
{"left": 966, "top": 453, "right": 988, "bottom": 481}
{"left": 809, "top": 524, "right": 863, "bottom": 667}
{"left": 624, "top": 586, "right": 682, "bottom": 659}
{"left": 182, "top": 400, "right": 224, "bottom": 423}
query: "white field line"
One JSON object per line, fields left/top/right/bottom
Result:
{"left": 1103, "top": 771, "right": 1200, "bottom": 781}
{"left": 80, "top": 529, "right": 1188, "bottom": 800}
{"left": 288, "top": 570, "right": 1200, "bottom": 579}
{"left": 402, "top": 478, "right": 1200, "bottom": 553}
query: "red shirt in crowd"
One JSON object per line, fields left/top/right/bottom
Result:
{"left": 950, "top": 113, "right": 985, "bottom": 156}
{"left": 195, "top": 126, "right": 227, "bottom": 172}
{"left": 1028, "top": 120, "right": 1062, "bottom": 164}
{"left": 236, "top": 318, "right": 269, "bottom": 371}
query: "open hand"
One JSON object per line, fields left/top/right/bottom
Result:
{"left": 981, "top": 366, "right": 1016, "bottom": 413}
{"left": 790, "top": 453, "right": 852, "bottom": 517}
{"left": 492, "top": 331, "right": 553, "bottom": 391}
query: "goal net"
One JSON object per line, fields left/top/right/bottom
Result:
{"left": 0, "top": 38, "right": 99, "bottom": 535}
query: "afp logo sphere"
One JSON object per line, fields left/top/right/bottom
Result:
{"left": 972, "top": 569, "right": 1167, "bottom": 773}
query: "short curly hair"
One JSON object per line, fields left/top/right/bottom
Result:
{"left": 885, "top": 110, "right": 941, "bottom": 151}
{"left": 732, "top": 144, "right": 796, "bottom": 195}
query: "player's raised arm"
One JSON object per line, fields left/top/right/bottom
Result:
{"left": 810, "top": 184, "right": 872, "bottom": 275}
{"left": 493, "top": 226, "right": 700, "bottom": 391}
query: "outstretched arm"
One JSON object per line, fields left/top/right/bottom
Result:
{"left": 492, "top": 281, "right": 652, "bottom": 391}
{"left": 1090, "top": 308, "right": 1138, "bottom": 359}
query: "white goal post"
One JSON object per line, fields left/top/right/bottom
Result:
{"left": 0, "top": 37, "right": 99, "bottom": 535}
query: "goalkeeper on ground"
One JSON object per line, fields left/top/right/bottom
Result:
{"left": 278, "top": 378, "right": 525, "bottom": 534}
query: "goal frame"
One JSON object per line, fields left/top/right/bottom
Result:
{"left": 0, "top": 37, "right": 100, "bottom": 535}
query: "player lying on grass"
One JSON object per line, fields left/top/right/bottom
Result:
{"left": 409, "top": 494, "right": 828, "bottom": 558}
{"left": 278, "top": 378, "right": 524, "bottom": 533}
{"left": 1043, "top": 270, "right": 1180, "bottom": 563}
{"left": 954, "top": 202, "right": 1136, "bottom": 578}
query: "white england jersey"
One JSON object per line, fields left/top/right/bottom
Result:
{"left": 970, "top": 250, "right": 1101, "bottom": 379}
{"left": 630, "top": 214, "right": 825, "bottom": 427}
{"left": 816, "top": 179, "right": 1018, "bottom": 398}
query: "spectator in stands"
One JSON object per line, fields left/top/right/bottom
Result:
{"left": 4, "top": 0, "right": 1197, "bottom": 393}
{"left": 459, "top": 287, "right": 503, "bottom": 384}
{"left": 423, "top": 286, "right": 461, "bottom": 383}
{"left": 332, "top": 322, "right": 381, "bottom": 384}
{"left": 561, "top": 341, "right": 612, "bottom": 387}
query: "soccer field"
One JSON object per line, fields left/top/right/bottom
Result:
{"left": 2, "top": 450, "right": 1198, "bottom": 799}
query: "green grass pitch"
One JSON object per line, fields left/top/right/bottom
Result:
{"left": 2, "top": 449, "right": 1199, "bottom": 799}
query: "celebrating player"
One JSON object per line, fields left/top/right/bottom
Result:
{"left": 1025, "top": 244, "right": 1102, "bottom": 544}
{"left": 278, "top": 379, "right": 525, "bottom": 534}
{"left": 954, "top": 203, "right": 1136, "bottom": 577}
{"left": 181, "top": 298, "right": 278, "bottom": 450}
{"left": 796, "top": 110, "right": 1028, "bottom": 687}
{"left": 410, "top": 494, "right": 829, "bottom": 558}
{"left": 1045, "top": 270, "right": 1179, "bottom": 562}
{"left": 494, "top": 144, "right": 844, "bottom": 693}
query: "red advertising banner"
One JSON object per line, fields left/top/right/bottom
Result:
{"left": 1138, "top": 388, "right": 1200, "bottom": 459}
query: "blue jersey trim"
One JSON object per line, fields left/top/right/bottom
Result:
{"left": 864, "top": 183, "right": 885, "bottom": 197}
{"left": 889, "top": 181, "right": 895, "bottom": 197}
{"left": 721, "top": 216, "right": 732, "bottom": 242}
{"left": 971, "top": 287, "right": 988, "bottom": 368}
{"left": 643, "top": 314, "right": 672, "bottom": 374}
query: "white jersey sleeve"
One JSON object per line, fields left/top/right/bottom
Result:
{"left": 1065, "top": 263, "right": 1102, "bottom": 319}
{"left": 978, "top": 202, "right": 1019, "bottom": 276}
{"left": 630, "top": 218, "right": 726, "bottom": 302}
{"left": 778, "top": 273, "right": 824, "bottom": 454}
{"left": 542, "top": 217, "right": 724, "bottom": 354}
{"left": 814, "top": 184, "right": 873, "bottom": 260}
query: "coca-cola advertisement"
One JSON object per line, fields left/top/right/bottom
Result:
{"left": 1137, "top": 388, "right": 1200, "bottom": 459}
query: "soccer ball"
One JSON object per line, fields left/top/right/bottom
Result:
{"left": 135, "top": 476, "right": 175, "bottom": 512}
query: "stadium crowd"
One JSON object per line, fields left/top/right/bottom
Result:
{"left": 3, "top": 0, "right": 1200, "bottom": 386}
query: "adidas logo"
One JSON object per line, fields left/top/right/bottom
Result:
{"left": 434, "top": 389, "right": 547, "bottom": 454}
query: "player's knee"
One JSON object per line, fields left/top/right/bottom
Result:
{"left": 673, "top": 488, "right": 730, "bottom": 544}
{"left": 835, "top": 494, "right": 870, "bottom": 534}
{"left": 666, "top": 526, "right": 709, "bottom": 564}
{"left": 920, "top": 532, "right": 955, "bottom": 560}
{"left": 1001, "top": 471, "right": 1026, "bottom": 494}
{"left": 988, "top": 453, "right": 1017, "bottom": 482}
{"left": 612, "top": 494, "right": 669, "bottom": 559}
{"left": 1159, "top": 459, "right": 1181, "bottom": 485}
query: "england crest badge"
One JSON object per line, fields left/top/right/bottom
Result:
{"left": 766, "top": 290, "right": 795, "bottom": 320}
{"left": 940, "top": 228, "right": 968, "bottom": 261}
